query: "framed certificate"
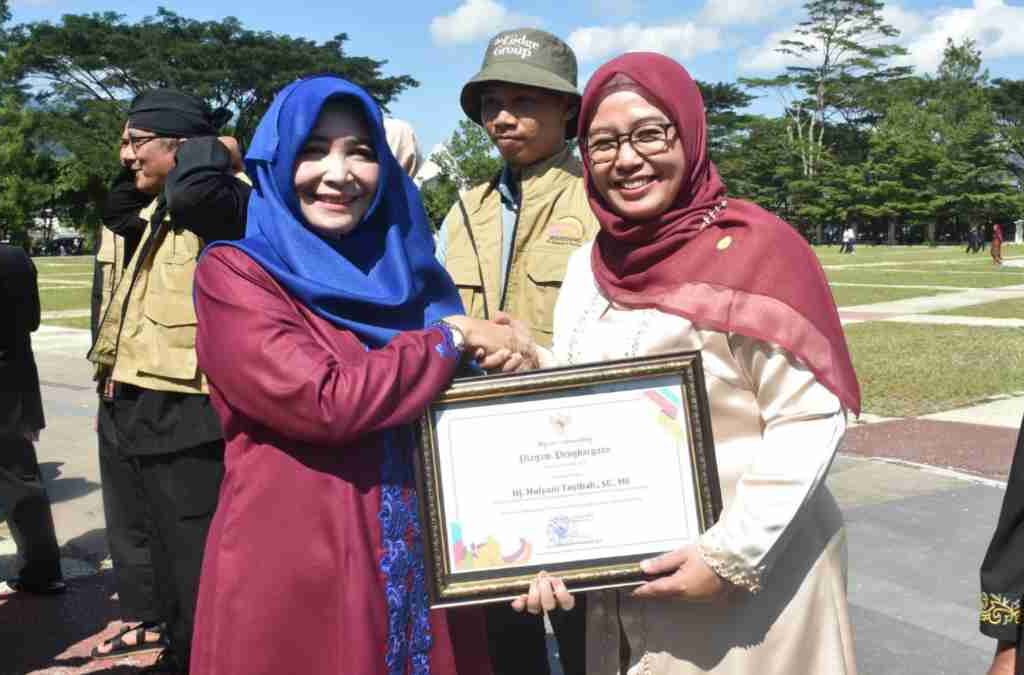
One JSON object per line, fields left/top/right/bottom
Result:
{"left": 415, "top": 351, "right": 721, "bottom": 607}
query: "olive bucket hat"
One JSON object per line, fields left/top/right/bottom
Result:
{"left": 460, "top": 28, "right": 581, "bottom": 139}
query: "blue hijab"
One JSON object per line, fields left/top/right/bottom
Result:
{"left": 207, "top": 75, "right": 462, "bottom": 348}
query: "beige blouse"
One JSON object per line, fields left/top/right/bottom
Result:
{"left": 538, "top": 242, "right": 846, "bottom": 592}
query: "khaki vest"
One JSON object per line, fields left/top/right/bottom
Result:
{"left": 89, "top": 199, "right": 208, "bottom": 394}
{"left": 441, "top": 146, "right": 598, "bottom": 346}
{"left": 95, "top": 226, "right": 127, "bottom": 326}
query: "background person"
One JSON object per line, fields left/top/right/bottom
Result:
{"left": 516, "top": 52, "right": 861, "bottom": 675}
{"left": 0, "top": 243, "right": 64, "bottom": 596}
{"left": 842, "top": 225, "right": 856, "bottom": 254}
{"left": 188, "top": 75, "right": 525, "bottom": 675}
{"left": 88, "top": 89, "right": 247, "bottom": 674}
{"left": 384, "top": 116, "right": 424, "bottom": 179}
{"left": 992, "top": 222, "right": 1005, "bottom": 265}
{"left": 435, "top": 28, "right": 599, "bottom": 674}
{"left": 90, "top": 169, "right": 165, "bottom": 659}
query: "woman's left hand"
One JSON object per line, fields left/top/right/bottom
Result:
{"left": 633, "top": 544, "right": 729, "bottom": 603}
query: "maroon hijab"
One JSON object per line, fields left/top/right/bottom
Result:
{"left": 580, "top": 53, "right": 860, "bottom": 414}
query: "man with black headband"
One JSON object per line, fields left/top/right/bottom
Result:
{"left": 89, "top": 89, "right": 249, "bottom": 674}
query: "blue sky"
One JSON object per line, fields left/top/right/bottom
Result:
{"left": 9, "top": 0, "right": 1024, "bottom": 160}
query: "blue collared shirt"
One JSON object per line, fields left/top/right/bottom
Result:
{"left": 435, "top": 165, "right": 520, "bottom": 297}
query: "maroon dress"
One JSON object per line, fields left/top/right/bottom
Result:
{"left": 189, "top": 247, "right": 491, "bottom": 675}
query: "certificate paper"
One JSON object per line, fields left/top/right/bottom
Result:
{"left": 434, "top": 376, "right": 700, "bottom": 574}
{"left": 416, "top": 352, "right": 720, "bottom": 606}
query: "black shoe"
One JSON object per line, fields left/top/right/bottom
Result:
{"left": 0, "top": 577, "right": 67, "bottom": 596}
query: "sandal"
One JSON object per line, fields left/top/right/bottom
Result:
{"left": 91, "top": 622, "right": 165, "bottom": 660}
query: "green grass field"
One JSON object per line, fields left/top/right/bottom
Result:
{"left": 818, "top": 244, "right": 1024, "bottom": 415}
{"left": 38, "top": 286, "right": 91, "bottom": 311}
{"left": 826, "top": 266, "right": 1024, "bottom": 287}
{"left": 844, "top": 322, "right": 1024, "bottom": 417}
{"left": 34, "top": 255, "right": 93, "bottom": 329}
{"left": 32, "top": 245, "right": 1024, "bottom": 417}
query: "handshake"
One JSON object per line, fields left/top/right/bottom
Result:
{"left": 441, "top": 312, "right": 539, "bottom": 373}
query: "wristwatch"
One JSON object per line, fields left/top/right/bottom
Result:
{"left": 440, "top": 319, "right": 466, "bottom": 351}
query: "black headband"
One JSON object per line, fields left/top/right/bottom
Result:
{"left": 127, "top": 89, "right": 232, "bottom": 138}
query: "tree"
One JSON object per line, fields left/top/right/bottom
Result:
{"left": 856, "top": 101, "right": 943, "bottom": 243}
{"left": 420, "top": 120, "right": 501, "bottom": 227}
{"left": 989, "top": 78, "right": 1024, "bottom": 185}
{"left": 743, "top": 0, "right": 910, "bottom": 181}
{"left": 718, "top": 117, "right": 803, "bottom": 219}
{"left": 926, "top": 39, "right": 1019, "bottom": 241}
{"left": 697, "top": 81, "right": 755, "bottom": 161}
{"left": 5, "top": 8, "right": 418, "bottom": 227}
{"left": 0, "top": 0, "right": 58, "bottom": 243}
{"left": 10, "top": 9, "right": 417, "bottom": 144}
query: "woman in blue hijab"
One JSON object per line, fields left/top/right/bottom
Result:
{"left": 189, "top": 76, "right": 508, "bottom": 675}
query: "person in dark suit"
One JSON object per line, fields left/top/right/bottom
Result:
{"left": 0, "top": 243, "right": 64, "bottom": 595}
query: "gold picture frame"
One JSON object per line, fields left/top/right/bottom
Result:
{"left": 415, "top": 351, "right": 722, "bottom": 608}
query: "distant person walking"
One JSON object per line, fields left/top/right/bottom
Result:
{"left": 0, "top": 243, "right": 64, "bottom": 597}
{"left": 842, "top": 226, "right": 856, "bottom": 254}
{"left": 992, "top": 223, "right": 1004, "bottom": 265}
{"left": 966, "top": 226, "right": 981, "bottom": 254}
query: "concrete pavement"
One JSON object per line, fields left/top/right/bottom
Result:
{"left": 2, "top": 325, "right": 1020, "bottom": 674}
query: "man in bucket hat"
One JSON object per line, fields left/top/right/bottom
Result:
{"left": 436, "top": 28, "right": 597, "bottom": 675}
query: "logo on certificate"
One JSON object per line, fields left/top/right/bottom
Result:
{"left": 547, "top": 515, "right": 573, "bottom": 546}
{"left": 549, "top": 413, "right": 571, "bottom": 436}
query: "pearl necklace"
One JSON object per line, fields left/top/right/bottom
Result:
{"left": 566, "top": 287, "right": 652, "bottom": 364}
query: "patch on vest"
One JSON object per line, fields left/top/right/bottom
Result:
{"left": 545, "top": 218, "right": 585, "bottom": 245}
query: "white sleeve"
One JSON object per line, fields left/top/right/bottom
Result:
{"left": 697, "top": 334, "right": 846, "bottom": 593}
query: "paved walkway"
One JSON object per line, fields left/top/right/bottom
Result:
{"left": 840, "top": 283, "right": 1024, "bottom": 316}
{"left": 837, "top": 279, "right": 1024, "bottom": 328}
{"left": 824, "top": 254, "right": 1023, "bottom": 271}
{"left": 14, "top": 255, "right": 1024, "bottom": 675}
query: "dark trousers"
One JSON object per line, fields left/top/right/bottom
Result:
{"left": 0, "top": 434, "right": 62, "bottom": 585}
{"left": 136, "top": 441, "right": 224, "bottom": 670}
{"left": 486, "top": 594, "right": 587, "bottom": 675}
{"left": 97, "top": 401, "right": 159, "bottom": 622}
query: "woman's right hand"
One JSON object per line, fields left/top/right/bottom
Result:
{"left": 444, "top": 316, "right": 537, "bottom": 372}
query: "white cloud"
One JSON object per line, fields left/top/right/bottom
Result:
{"left": 700, "top": 0, "right": 799, "bottom": 26}
{"left": 879, "top": 4, "right": 929, "bottom": 38}
{"left": 892, "top": 0, "right": 1024, "bottom": 73}
{"left": 430, "top": 0, "right": 541, "bottom": 46}
{"left": 567, "top": 22, "right": 723, "bottom": 63}
{"left": 738, "top": 27, "right": 804, "bottom": 73}
{"left": 740, "top": 0, "right": 1024, "bottom": 75}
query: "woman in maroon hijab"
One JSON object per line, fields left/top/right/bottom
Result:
{"left": 516, "top": 53, "right": 861, "bottom": 674}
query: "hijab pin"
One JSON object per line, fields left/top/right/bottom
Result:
{"left": 717, "top": 236, "right": 733, "bottom": 251}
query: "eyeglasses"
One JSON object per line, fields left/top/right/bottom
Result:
{"left": 586, "top": 123, "right": 676, "bottom": 165}
{"left": 120, "top": 134, "right": 171, "bottom": 156}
